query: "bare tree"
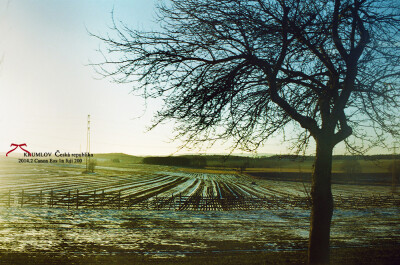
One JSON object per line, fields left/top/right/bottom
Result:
{"left": 93, "top": 0, "right": 400, "bottom": 264}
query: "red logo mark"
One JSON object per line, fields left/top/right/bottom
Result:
{"left": 6, "top": 143, "right": 32, "bottom": 156}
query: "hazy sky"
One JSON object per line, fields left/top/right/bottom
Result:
{"left": 0, "top": 0, "right": 393, "bottom": 156}
{"left": 0, "top": 0, "right": 179, "bottom": 155}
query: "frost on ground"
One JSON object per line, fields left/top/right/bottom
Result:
{"left": 0, "top": 207, "right": 398, "bottom": 257}
{"left": 0, "top": 158, "right": 399, "bottom": 258}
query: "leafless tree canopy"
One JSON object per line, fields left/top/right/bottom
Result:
{"left": 93, "top": 1, "right": 400, "bottom": 263}
{"left": 93, "top": 0, "right": 400, "bottom": 153}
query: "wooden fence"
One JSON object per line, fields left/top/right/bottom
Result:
{"left": 0, "top": 190, "right": 399, "bottom": 210}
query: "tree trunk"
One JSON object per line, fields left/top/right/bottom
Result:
{"left": 308, "top": 138, "right": 334, "bottom": 265}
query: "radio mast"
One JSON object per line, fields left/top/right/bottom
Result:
{"left": 86, "top": 114, "right": 91, "bottom": 172}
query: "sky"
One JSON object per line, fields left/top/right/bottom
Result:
{"left": 0, "top": 0, "right": 394, "bottom": 156}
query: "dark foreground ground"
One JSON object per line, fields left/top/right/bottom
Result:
{"left": 0, "top": 246, "right": 399, "bottom": 265}
{"left": 0, "top": 207, "right": 398, "bottom": 265}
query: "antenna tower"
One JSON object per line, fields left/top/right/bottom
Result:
{"left": 86, "top": 115, "right": 91, "bottom": 172}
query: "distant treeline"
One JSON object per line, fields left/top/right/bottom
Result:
{"left": 267, "top": 154, "right": 400, "bottom": 160}
{"left": 142, "top": 156, "right": 207, "bottom": 168}
{"left": 333, "top": 154, "right": 400, "bottom": 160}
{"left": 142, "top": 154, "right": 400, "bottom": 168}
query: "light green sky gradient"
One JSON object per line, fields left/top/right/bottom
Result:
{"left": 0, "top": 0, "right": 394, "bottom": 156}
